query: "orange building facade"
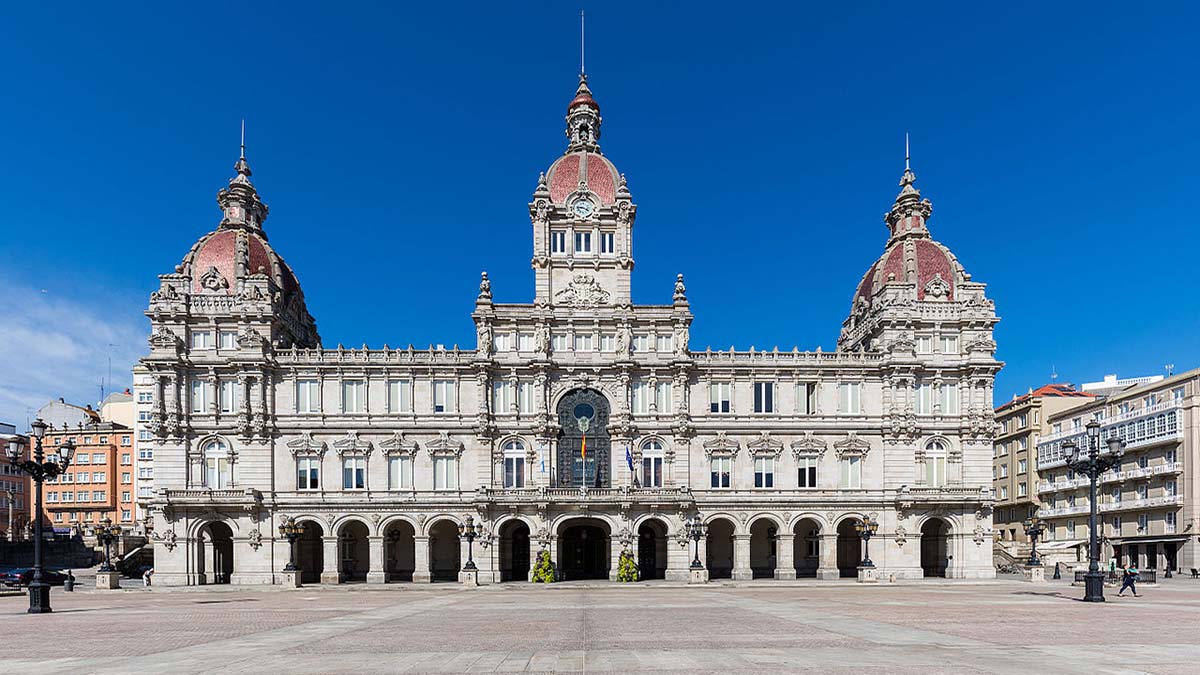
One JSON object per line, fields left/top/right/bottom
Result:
{"left": 0, "top": 428, "right": 34, "bottom": 539}
{"left": 42, "top": 422, "right": 137, "bottom": 530}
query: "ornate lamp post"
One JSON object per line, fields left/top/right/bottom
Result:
{"left": 91, "top": 517, "right": 123, "bottom": 573}
{"left": 1023, "top": 516, "right": 1046, "bottom": 566}
{"left": 1063, "top": 419, "right": 1125, "bottom": 602}
{"left": 854, "top": 516, "right": 880, "bottom": 567}
{"left": 458, "top": 516, "right": 478, "bottom": 571}
{"left": 6, "top": 419, "right": 74, "bottom": 613}
{"left": 278, "top": 517, "right": 305, "bottom": 572}
{"left": 687, "top": 517, "right": 707, "bottom": 569}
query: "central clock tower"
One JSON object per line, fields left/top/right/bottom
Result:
{"left": 529, "top": 75, "right": 636, "bottom": 308}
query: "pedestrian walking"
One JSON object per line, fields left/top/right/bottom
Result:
{"left": 1117, "top": 562, "right": 1140, "bottom": 597}
{"left": 1108, "top": 557, "right": 1118, "bottom": 582}
{"left": 143, "top": 567, "right": 154, "bottom": 588}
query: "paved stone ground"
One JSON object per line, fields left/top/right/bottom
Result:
{"left": 1, "top": 577, "right": 1198, "bottom": 674}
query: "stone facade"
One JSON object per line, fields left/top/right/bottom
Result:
{"left": 136, "top": 75, "right": 1001, "bottom": 586}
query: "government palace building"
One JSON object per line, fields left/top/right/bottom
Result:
{"left": 135, "top": 74, "right": 1003, "bottom": 586}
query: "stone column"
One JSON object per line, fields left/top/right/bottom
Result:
{"left": 665, "top": 537, "right": 691, "bottom": 582}
{"left": 321, "top": 535, "right": 340, "bottom": 584}
{"left": 732, "top": 534, "right": 753, "bottom": 580}
{"left": 817, "top": 533, "right": 840, "bottom": 579}
{"left": 367, "top": 536, "right": 385, "bottom": 583}
{"left": 774, "top": 533, "right": 796, "bottom": 580}
{"left": 413, "top": 535, "right": 432, "bottom": 583}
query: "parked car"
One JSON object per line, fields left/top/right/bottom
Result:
{"left": 1, "top": 568, "right": 68, "bottom": 587}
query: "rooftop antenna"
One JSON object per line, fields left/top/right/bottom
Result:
{"left": 240, "top": 118, "right": 246, "bottom": 159}
{"left": 580, "top": 10, "right": 586, "bottom": 76}
{"left": 1165, "top": 363, "right": 1175, "bottom": 376}
{"left": 1050, "top": 365, "right": 1058, "bottom": 382}
{"left": 905, "top": 132, "right": 911, "bottom": 171}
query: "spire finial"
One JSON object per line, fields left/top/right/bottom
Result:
{"left": 904, "top": 132, "right": 910, "bottom": 171}
{"left": 580, "top": 10, "right": 586, "bottom": 76}
{"left": 240, "top": 118, "right": 246, "bottom": 160}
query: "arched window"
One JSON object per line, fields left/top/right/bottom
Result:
{"left": 925, "top": 440, "right": 947, "bottom": 487}
{"left": 641, "top": 439, "right": 664, "bottom": 488}
{"left": 502, "top": 439, "right": 526, "bottom": 488}
{"left": 204, "top": 438, "right": 231, "bottom": 489}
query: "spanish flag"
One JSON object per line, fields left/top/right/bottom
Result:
{"left": 580, "top": 434, "right": 587, "bottom": 460}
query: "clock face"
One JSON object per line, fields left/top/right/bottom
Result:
{"left": 571, "top": 199, "right": 594, "bottom": 218}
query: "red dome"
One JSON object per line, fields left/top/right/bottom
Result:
{"left": 855, "top": 238, "right": 962, "bottom": 304}
{"left": 182, "top": 227, "right": 301, "bottom": 299}
{"left": 546, "top": 151, "right": 618, "bottom": 205}
{"left": 568, "top": 91, "right": 599, "bottom": 112}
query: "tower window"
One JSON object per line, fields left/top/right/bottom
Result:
{"left": 551, "top": 231, "right": 567, "bottom": 253}
{"left": 575, "top": 231, "right": 592, "bottom": 254}
{"left": 601, "top": 232, "right": 615, "bottom": 254}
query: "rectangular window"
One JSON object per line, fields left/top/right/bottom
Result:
{"left": 655, "top": 335, "right": 673, "bottom": 352}
{"left": 296, "top": 380, "right": 320, "bottom": 413}
{"left": 654, "top": 381, "right": 672, "bottom": 412}
{"left": 137, "top": 410, "right": 152, "bottom": 422}
{"left": 219, "top": 330, "right": 237, "bottom": 349}
{"left": 387, "top": 380, "right": 412, "bottom": 413}
{"left": 551, "top": 230, "right": 567, "bottom": 253}
{"left": 493, "top": 332, "right": 512, "bottom": 352}
{"left": 191, "top": 330, "right": 212, "bottom": 349}
{"left": 433, "top": 380, "right": 456, "bottom": 413}
{"left": 999, "top": 485, "right": 1008, "bottom": 500}
{"left": 77, "top": 471, "right": 90, "bottom": 483}
{"left": 600, "top": 231, "right": 615, "bottom": 254}
{"left": 574, "top": 334, "right": 593, "bottom": 351}
{"left": 121, "top": 510, "right": 132, "bottom": 522}
{"left": 915, "top": 335, "right": 933, "bottom": 354}
{"left": 926, "top": 456, "right": 946, "bottom": 487}
{"left": 433, "top": 456, "right": 458, "bottom": 490}
{"left": 342, "top": 456, "right": 365, "bottom": 490}
{"left": 915, "top": 383, "right": 933, "bottom": 415}
{"left": 1172, "top": 386, "right": 1185, "bottom": 403}
{"left": 1017, "top": 481, "right": 1027, "bottom": 497}
{"left": 600, "top": 334, "right": 616, "bottom": 352}
{"left": 1166, "top": 480, "right": 1177, "bottom": 497}
{"left": 219, "top": 380, "right": 239, "bottom": 413}
{"left": 62, "top": 492, "right": 73, "bottom": 503}
{"left": 641, "top": 455, "right": 663, "bottom": 488}
{"left": 574, "top": 231, "right": 592, "bottom": 254}
{"left": 939, "top": 335, "right": 959, "bottom": 354}
{"left": 840, "top": 456, "right": 862, "bottom": 488}
{"left": 999, "top": 463, "right": 1008, "bottom": 478}
{"left": 1018, "top": 437, "right": 1028, "bottom": 451}
{"left": 121, "top": 435, "right": 131, "bottom": 446}
{"left": 388, "top": 456, "right": 413, "bottom": 490}
{"left": 204, "top": 458, "right": 229, "bottom": 489}
{"left": 631, "top": 381, "right": 650, "bottom": 414}
{"left": 76, "top": 454, "right": 90, "bottom": 465}
{"left": 552, "top": 334, "right": 569, "bottom": 352}
{"left": 632, "top": 335, "right": 650, "bottom": 352}
{"left": 710, "top": 457, "right": 731, "bottom": 489}
{"left": 1017, "top": 413, "right": 1028, "bottom": 428}
{"left": 493, "top": 381, "right": 514, "bottom": 414}
{"left": 1067, "top": 520, "right": 1076, "bottom": 538}
{"left": 190, "top": 379, "right": 211, "bottom": 413}
{"left": 121, "top": 472, "right": 131, "bottom": 484}
{"left": 838, "top": 382, "right": 861, "bottom": 414}
{"left": 797, "top": 456, "right": 818, "bottom": 488}
{"left": 795, "top": 382, "right": 817, "bottom": 415}
{"left": 518, "top": 333, "right": 534, "bottom": 352}
{"left": 1018, "top": 458, "right": 1027, "bottom": 474}
{"left": 753, "top": 382, "right": 775, "bottom": 413}
{"left": 93, "top": 471, "right": 106, "bottom": 483}
{"left": 940, "top": 384, "right": 959, "bottom": 415}
{"left": 138, "top": 486, "right": 152, "bottom": 498}
{"left": 92, "top": 491, "right": 104, "bottom": 501}
{"left": 121, "top": 491, "right": 131, "bottom": 503}
{"left": 297, "top": 457, "right": 320, "bottom": 490}
{"left": 137, "top": 449, "right": 153, "bottom": 460}
{"left": 1137, "top": 514, "right": 1148, "bottom": 532}
{"left": 137, "top": 392, "right": 153, "bottom": 403}
{"left": 503, "top": 456, "right": 525, "bottom": 488}
{"left": 1111, "top": 487, "right": 1121, "bottom": 503}
{"left": 753, "top": 456, "right": 775, "bottom": 488}
{"left": 1165, "top": 511, "right": 1176, "bottom": 532}
{"left": 342, "top": 380, "right": 365, "bottom": 413}
{"left": 709, "top": 382, "right": 731, "bottom": 414}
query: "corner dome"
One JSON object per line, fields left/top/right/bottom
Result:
{"left": 545, "top": 151, "right": 620, "bottom": 205}
{"left": 180, "top": 227, "right": 301, "bottom": 299}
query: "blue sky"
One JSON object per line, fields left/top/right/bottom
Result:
{"left": 2, "top": 2, "right": 1198, "bottom": 426}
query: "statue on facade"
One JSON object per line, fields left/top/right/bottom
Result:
{"left": 534, "top": 324, "right": 550, "bottom": 355}
{"left": 476, "top": 323, "right": 492, "bottom": 355}
{"left": 674, "top": 324, "right": 690, "bottom": 356}
{"left": 615, "top": 326, "right": 631, "bottom": 358}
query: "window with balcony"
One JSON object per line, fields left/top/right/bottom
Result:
{"left": 915, "top": 383, "right": 933, "bottom": 415}
{"left": 203, "top": 439, "right": 231, "bottom": 489}
{"left": 1165, "top": 511, "right": 1176, "bottom": 533}
{"left": 1166, "top": 480, "right": 1177, "bottom": 497}
{"left": 1137, "top": 514, "right": 1148, "bottom": 532}
{"left": 641, "top": 440, "right": 664, "bottom": 488}
{"left": 493, "top": 381, "right": 514, "bottom": 414}
{"left": 654, "top": 381, "right": 672, "bottom": 412}
{"left": 1067, "top": 520, "right": 1076, "bottom": 538}
{"left": 631, "top": 381, "right": 650, "bottom": 414}
{"left": 925, "top": 440, "right": 947, "bottom": 487}
{"left": 502, "top": 440, "right": 526, "bottom": 488}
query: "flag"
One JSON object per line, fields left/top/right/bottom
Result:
{"left": 581, "top": 433, "right": 587, "bottom": 460}
{"left": 626, "top": 445, "right": 640, "bottom": 488}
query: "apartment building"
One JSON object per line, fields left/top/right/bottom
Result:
{"left": 41, "top": 422, "right": 137, "bottom": 529}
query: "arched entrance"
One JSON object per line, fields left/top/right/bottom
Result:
{"left": 499, "top": 520, "right": 531, "bottom": 582}
{"left": 197, "top": 521, "right": 234, "bottom": 584}
{"left": 556, "top": 389, "right": 612, "bottom": 488}
{"left": 837, "top": 518, "right": 862, "bottom": 578}
{"left": 296, "top": 521, "right": 324, "bottom": 584}
{"left": 428, "top": 519, "right": 461, "bottom": 582}
{"left": 921, "top": 518, "right": 950, "bottom": 578}
{"left": 338, "top": 521, "right": 369, "bottom": 582}
{"left": 792, "top": 518, "right": 821, "bottom": 578}
{"left": 384, "top": 520, "right": 416, "bottom": 582}
{"left": 559, "top": 518, "right": 609, "bottom": 580}
{"left": 637, "top": 519, "right": 668, "bottom": 580}
{"left": 749, "top": 519, "right": 777, "bottom": 579}
{"left": 706, "top": 518, "right": 736, "bottom": 579}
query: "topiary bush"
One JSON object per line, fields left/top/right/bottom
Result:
{"left": 531, "top": 549, "right": 555, "bottom": 583}
{"left": 617, "top": 549, "right": 640, "bottom": 582}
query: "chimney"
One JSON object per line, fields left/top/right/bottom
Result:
{"left": 124, "top": 388, "right": 131, "bottom": 395}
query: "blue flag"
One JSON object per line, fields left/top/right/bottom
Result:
{"left": 626, "top": 445, "right": 640, "bottom": 487}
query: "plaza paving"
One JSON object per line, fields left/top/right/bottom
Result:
{"left": 1, "top": 577, "right": 1198, "bottom": 674}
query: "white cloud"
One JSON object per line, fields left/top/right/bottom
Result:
{"left": 0, "top": 278, "right": 146, "bottom": 430}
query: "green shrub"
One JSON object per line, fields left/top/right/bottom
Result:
{"left": 617, "top": 549, "right": 640, "bottom": 582}
{"left": 531, "top": 549, "right": 555, "bottom": 583}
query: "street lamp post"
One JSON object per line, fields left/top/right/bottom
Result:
{"left": 1063, "top": 419, "right": 1125, "bottom": 603}
{"left": 854, "top": 516, "right": 880, "bottom": 567}
{"left": 458, "top": 516, "right": 478, "bottom": 571}
{"left": 6, "top": 419, "right": 74, "bottom": 613}
{"left": 91, "top": 517, "right": 122, "bottom": 573}
{"left": 1023, "top": 517, "right": 1046, "bottom": 567}
{"left": 687, "top": 517, "right": 707, "bottom": 569}
{"left": 277, "top": 517, "right": 305, "bottom": 572}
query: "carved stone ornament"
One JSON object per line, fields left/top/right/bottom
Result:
{"left": 747, "top": 431, "right": 783, "bottom": 458}
{"left": 973, "top": 524, "right": 987, "bottom": 546}
{"left": 833, "top": 432, "right": 871, "bottom": 457}
{"left": 790, "top": 432, "right": 828, "bottom": 459}
{"left": 379, "top": 431, "right": 418, "bottom": 457}
{"left": 152, "top": 529, "right": 178, "bottom": 551}
{"left": 333, "top": 431, "right": 372, "bottom": 457}
{"left": 477, "top": 271, "right": 492, "bottom": 301}
{"left": 894, "top": 524, "right": 907, "bottom": 547}
{"left": 198, "top": 266, "right": 229, "bottom": 293}
{"left": 237, "top": 329, "right": 266, "bottom": 348}
{"left": 702, "top": 431, "right": 739, "bottom": 458}
{"left": 247, "top": 528, "right": 263, "bottom": 551}
{"left": 965, "top": 336, "right": 998, "bottom": 353}
{"left": 286, "top": 432, "right": 327, "bottom": 457}
{"left": 148, "top": 326, "right": 181, "bottom": 349}
{"left": 554, "top": 273, "right": 611, "bottom": 308}
{"left": 924, "top": 273, "right": 951, "bottom": 300}
{"left": 888, "top": 334, "right": 916, "bottom": 354}
{"left": 149, "top": 282, "right": 179, "bottom": 303}
{"left": 425, "top": 431, "right": 465, "bottom": 458}
{"left": 673, "top": 274, "right": 687, "bottom": 302}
